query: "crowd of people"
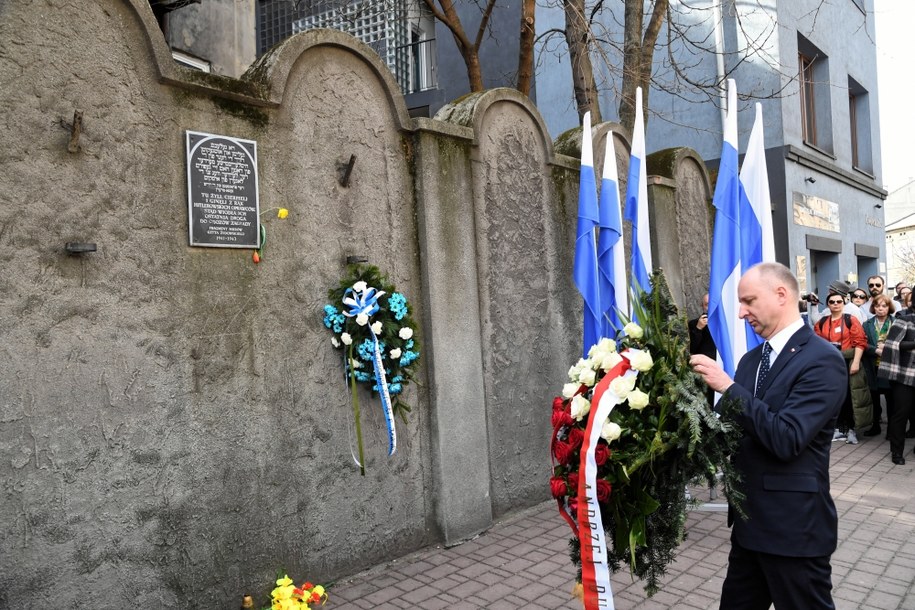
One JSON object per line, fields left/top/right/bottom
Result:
{"left": 689, "top": 275, "right": 915, "bottom": 466}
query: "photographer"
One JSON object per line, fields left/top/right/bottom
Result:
{"left": 813, "top": 290, "right": 869, "bottom": 444}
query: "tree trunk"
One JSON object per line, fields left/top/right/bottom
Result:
{"left": 516, "top": 0, "right": 535, "bottom": 96}
{"left": 564, "top": 0, "right": 601, "bottom": 124}
{"left": 619, "top": 0, "right": 669, "bottom": 137}
{"left": 422, "top": 0, "right": 496, "bottom": 93}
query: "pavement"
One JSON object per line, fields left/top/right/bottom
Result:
{"left": 329, "top": 427, "right": 915, "bottom": 609}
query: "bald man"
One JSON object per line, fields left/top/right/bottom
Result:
{"left": 691, "top": 262, "right": 847, "bottom": 610}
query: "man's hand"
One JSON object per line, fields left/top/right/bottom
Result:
{"left": 689, "top": 354, "right": 735, "bottom": 393}
{"left": 696, "top": 314, "right": 708, "bottom": 330}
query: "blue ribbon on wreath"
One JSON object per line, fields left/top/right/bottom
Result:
{"left": 341, "top": 286, "right": 397, "bottom": 456}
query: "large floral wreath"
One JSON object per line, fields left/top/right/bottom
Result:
{"left": 323, "top": 264, "right": 420, "bottom": 474}
{"left": 550, "top": 272, "right": 744, "bottom": 596}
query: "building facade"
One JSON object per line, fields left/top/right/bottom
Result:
{"left": 533, "top": 0, "right": 887, "bottom": 298}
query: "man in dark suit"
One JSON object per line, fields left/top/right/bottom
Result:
{"left": 690, "top": 262, "right": 847, "bottom": 610}
{"left": 689, "top": 293, "right": 718, "bottom": 359}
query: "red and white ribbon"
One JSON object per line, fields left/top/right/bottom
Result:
{"left": 576, "top": 358, "right": 635, "bottom": 610}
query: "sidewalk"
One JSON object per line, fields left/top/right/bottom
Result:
{"left": 330, "top": 432, "right": 915, "bottom": 609}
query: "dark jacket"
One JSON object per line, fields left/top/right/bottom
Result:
{"left": 723, "top": 324, "right": 846, "bottom": 557}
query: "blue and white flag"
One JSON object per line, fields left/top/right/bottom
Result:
{"left": 573, "top": 111, "right": 602, "bottom": 357}
{"left": 597, "top": 134, "right": 627, "bottom": 336}
{"left": 737, "top": 102, "right": 775, "bottom": 350}
{"left": 740, "top": 102, "right": 775, "bottom": 265}
{"left": 708, "top": 80, "right": 747, "bottom": 378}
{"left": 624, "top": 87, "right": 653, "bottom": 301}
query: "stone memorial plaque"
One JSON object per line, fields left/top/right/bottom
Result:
{"left": 186, "top": 130, "right": 260, "bottom": 248}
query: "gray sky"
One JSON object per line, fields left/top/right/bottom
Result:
{"left": 875, "top": 0, "right": 912, "bottom": 193}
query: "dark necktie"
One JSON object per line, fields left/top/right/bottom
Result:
{"left": 756, "top": 342, "right": 772, "bottom": 397}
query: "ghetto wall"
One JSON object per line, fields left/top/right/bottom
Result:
{"left": 0, "top": 1, "right": 712, "bottom": 607}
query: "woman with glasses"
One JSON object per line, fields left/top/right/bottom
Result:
{"left": 863, "top": 295, "right": 896, "bottom": 437}
{"left": 878, "top": 292, "right": 915, "bottom": 464}
{"left": 814, "top": 291, "right": 869, "bottom": 444}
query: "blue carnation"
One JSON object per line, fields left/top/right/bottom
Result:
{"left": 389, "top": 382, "right": 403, "bottom": 395}
{"left": 388, "top": 293, "right": 408, "bottom": 320}
{"left": 353, "top": 371, "right": 371, "bottom": 382}
{"left": 399, "top": 350, "right": 419, "bottom": 367}
{"left": 358, "top": 339, "right": 375, "bottom": 361}
{"left": 405, "top": 340, "right": 414, "bottom": 349}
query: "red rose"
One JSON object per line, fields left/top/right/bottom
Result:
{"left": 568, "top": 497, "right": 579, "bottom": 517}
{"left": 596, "top": 479, "right": 612, "bottom": 502}
{"left": 553, "top": 396, "right": 565, "bottom": 411}
{"left": 594, "top": 443, "right": 610, "bottom": 466}
{"left": 552, "top": 408, "right": 573, "bottom": 429}
{"left": 553, "top": 441, "right": 574, "bottom": 465}
{"left": 550, "top": 476, "right": 567, "bottom": 498}
{"left": 567, "top": 427, "right": 584, "bottom": 449}
{"left": 567, "top": 472, "right": 579, "bottom": 494}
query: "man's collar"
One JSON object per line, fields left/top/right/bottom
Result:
{"left": 765, "top": 318, "right": 805, "bottom": 358}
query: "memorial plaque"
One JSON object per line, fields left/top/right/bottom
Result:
{"left": 186, "top": 130, "right": 260, "bottom": 248}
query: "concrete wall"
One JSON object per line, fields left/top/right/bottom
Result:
{"left": 0, "top": 1, "right": 712, "bottom": 607}
{"left": 166, "top": 0, "right": 257, "bottom": 78}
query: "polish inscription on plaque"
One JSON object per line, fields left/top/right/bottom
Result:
{"left": 186, "top": 131, "right": 260, "bottom": 248}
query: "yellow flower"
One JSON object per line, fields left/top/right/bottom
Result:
{"left": 277, "top": 208, "right": 289, "bottom": 219}
{"left": 276, "top": 575, "right": 293, "bottom": 588}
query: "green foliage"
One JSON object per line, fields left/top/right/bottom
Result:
{"left": 554, "top": 270, "right": 744, "bottom": 596}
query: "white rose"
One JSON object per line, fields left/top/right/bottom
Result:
{"left": 600, "top": 352, "right": 624, "bottom": 372}
{"left": 371, "top": 321, "right": 383, "bottom": 334}
{"left": 623, "top": 322, "right": 644, "bottom": 339}
{"left": 578, "top": 368, "right": 597, "bottom": 387}
{"left": 570, "top": 395, "right": 591, "bottom": 421}
{"left": 390, "top": 348, "right": 402, "bottom": 359}
{"left": 562, "top": 382, "right": 580, "bottom": 399}
{"left": 599, "top": 338, "right": 617, "bottom": 353}
{"left": 601, "top": 420, "right": 622, "bottom": 442}
{"left": 340, "top": 332, "right": 353, "bottom": 346}
{"left": 353, "top": 281, "right": 367, "bottom": 292}
{"left": 399, "top": 327, "right": 413, "bottom": 340}
{"left": 627, "top": 388, "right": 650, "bottom": 410}
{"left": 627, "top": 349, "right": 654, "bottom": 372}
{"left": 568, "top": 358, "right": 587, "bottom": 381}
{"left": 331, "top": 337, "right": 340, "bottom": 348}
{"left": 609, "top": 375, "right": 636, "bottom": 400}
{"left": 567, "top": 364, "right": 581, "bottom": 382}
{"left": 356, "top": 313, "right": 369, "bottom": 326}
{"left": 589, "top": 338, "right": 616, "bottom": 360}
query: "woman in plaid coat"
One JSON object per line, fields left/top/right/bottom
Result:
{"left": 878, "top": 292, "right": 915, "bottom": 465}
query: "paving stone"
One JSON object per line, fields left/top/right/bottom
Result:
{"left": 325, "top": 434, "right": 914, "bottom": 609}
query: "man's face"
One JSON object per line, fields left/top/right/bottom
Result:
{"left": 738, "top": 269, "right": 783, "bottom": 340}
{"left": 701, "top": 294, "right": 709, "bottom": 312}
{"left": 868, "top": 277, "right": 884, "bottom": 297}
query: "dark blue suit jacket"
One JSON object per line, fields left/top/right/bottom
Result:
{"left": 724, "top": 323, "right": 847, "bottom": 557}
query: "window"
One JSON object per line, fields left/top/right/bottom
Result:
{"left": 797, "top": 34, "right": 833, "bottom": 153}
{"left": 848, "top": 76, "right": 873, "bottom": 173}
{"left": 799, "top": 53, "right": 817, "bottom": 145}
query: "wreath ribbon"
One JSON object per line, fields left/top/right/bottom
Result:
{"left": 341, "top": 286, "right": 397, "bottom": 457}
{"left": 576, "top": 358, "right": 634, "bottom": 610}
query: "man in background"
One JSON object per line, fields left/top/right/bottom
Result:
{"left": 862, "top": 275, "right": 886, "bottom": 319}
